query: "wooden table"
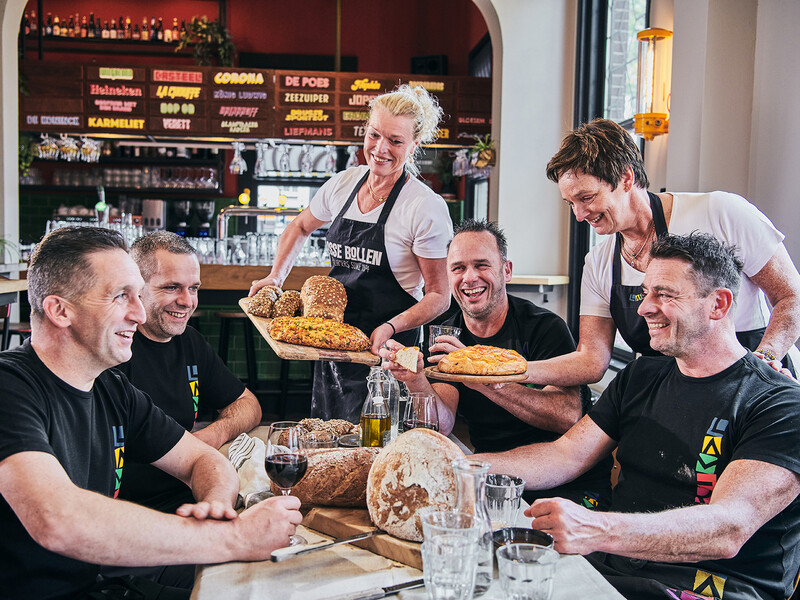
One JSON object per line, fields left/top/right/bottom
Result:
{"left": 195, "top": 427, "right": 624, "bottom": 600}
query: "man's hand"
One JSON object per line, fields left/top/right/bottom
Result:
{"left": 176, "top": 500, "right": 238, "bottom": 521}
{"left": 248, "top": 276, "right": 282, "bottom": 297}
{"left": 236, "top": 495, "right": 303, "bottom": 557}
{"left": 379, "top": 339, "right": 426, "bottom": 384}
{"left": 525, "top": 497, "right": 608, "bottom": 555}
{"left": 428, "top": 335, "right": 465, "bottom": 365}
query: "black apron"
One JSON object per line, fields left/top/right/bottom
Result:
{"left": 608, "top": 192, "right": 795, "bottom": 374}
{"left": 312, "top": 169, "right": 420, "bottom": 422}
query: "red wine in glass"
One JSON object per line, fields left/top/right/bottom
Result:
{"left": 403, "top": 419, "right": 439, "bottom": 432}
{"left": 265, "top": 453, "right": 309, "bottom": 490}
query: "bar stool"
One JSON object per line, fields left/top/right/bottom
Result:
{"left": 1, "top": 305, "right": 31, "bottom": 351}
{"left": 214, "top": 311, "right": 258, "bottom": 389}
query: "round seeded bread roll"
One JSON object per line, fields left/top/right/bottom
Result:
{"left": 273, "top": 289, "right": 301, "bottom": 317}
{"left": 366, "top": 429, "right": 465, "bottom": 541}
{"left": 248, "top": 285, "right": 282, "bottom": 318}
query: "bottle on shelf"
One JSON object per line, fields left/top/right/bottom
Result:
{"left": 140, "top": 18, "right": 148, "bottom": 41}
{"left": 124, "top": 17, "right": 132, "bottom": 40}
{"left": 150, "top": 17, "right": 157, "bottom": 42}
{"left": 52, "top": 15, "right": 60, "bottom": 37}
{"left": 67, "top": 15, "right": 74, "bottom": 38}
{"left": 163, "top": 19, "right": 172, "bottom": 43}
{"left": 171, "top": 17, "right": 179, "bottom": 42}
{"left": 102, "top": 20, "right": 110, "bottom": 39}
{"left": 79, "top": 15, "right": 88, "bottom": 38}
{"left": 132, "top": 23, "right": 140, "bottom": 41}
{"left": 88, "top": 13, "right": 95, "bottom": 38}
{"left": 44, "top": 13, "right": 53, "bottom": 36}
{"left": 22, "top": 12, "right": 30, "bottom": 37}
{"left": 60, "top": 15, "right": 68, "bottom": 36}
{"left": 108, "top": 18, "right": 116, "bottom": 39}
{"left": 116, "top": 16, "right": 123, "bottom": 39}
{"left": 180, "top": 19, "right": 187, "bottom": 37}
{"left": 156, "top": 17, "right": 164, "bottom": 42}
{"left": 30, "top": 10, "right": 38, "bottom": 36}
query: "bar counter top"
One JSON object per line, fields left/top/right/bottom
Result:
{"left": 198, "top": 264, "right": 568, "bottom": 291}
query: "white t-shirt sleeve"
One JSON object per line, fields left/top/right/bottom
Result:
{"left": 579, "top": 240, "right": 615, "bottom": 318}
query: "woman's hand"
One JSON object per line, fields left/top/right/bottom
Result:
{"left": 369, "top": 322, "right": 396, "bottom": 355}
{"left": 248, "top": 276, "right": 282, "bottom": 297}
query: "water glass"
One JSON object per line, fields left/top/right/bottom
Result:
{"left": 428, "top": 325, "right": 462, "bottom": 363}
{"left": 421, "top": 534, "right": 478, "bottom": 600}
{"left": 496, "top": 544, "right": 559, "bottom": 600}
{"left": 403, "top": 392, "right": 439, "bottom": 432}
{"left": 420, "top": 510, "right": 478, "bottom": 545}
{"left": 486, "top": 473, "right": 526, "bottom": 530}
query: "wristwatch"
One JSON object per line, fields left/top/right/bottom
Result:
{"left": 755, "top": 348, "right": 777, "bottom": 361}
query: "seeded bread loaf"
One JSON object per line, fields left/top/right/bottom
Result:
{"left": 248, "top": 285, "right": 283, "bottom": 318}
{"left": 301, "top": 275, "right": 347, "bottom": 322}
{"left": 273, "top": 289, "right": 302, "bottom": 317}
{"left": 366, "top": 429, "right": 465, "bottom": 541}
{"left": 270, "top": 447, "right": 381, "bottom": 507}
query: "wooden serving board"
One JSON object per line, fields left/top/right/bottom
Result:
{"left": 238, "top": 298, "right": 380, "bottom": 366}
{"left": 303, "top": 507, "right": 422, "bottom": 570}
{"left": 425, "top": 365, "right": 528, "bottom": 384}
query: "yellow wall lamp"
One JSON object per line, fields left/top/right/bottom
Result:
{"left": 635, "top": 28, "right": 673, "bottom": 140}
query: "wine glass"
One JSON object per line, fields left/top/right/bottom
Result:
{"left": 265, "top": 421, "right": 308, "bottom": 546}
{"left": 403, "top": 392, "right": 439, "bottom": 432}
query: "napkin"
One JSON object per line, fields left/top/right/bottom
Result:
{"left": 228, "top": 433, "right": 274, "bottom": 509}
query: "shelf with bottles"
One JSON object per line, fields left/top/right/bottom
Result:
{"left": 21, "top": 164, "right": 222, "bottom": 195}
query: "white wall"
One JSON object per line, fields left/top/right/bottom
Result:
{"left": 749, "top": 0, "right": 800, "bottom": 264}
{"left": 0, "top": 0, "right": 23, "bottom": 261}
{"left": 474, "top": 0, "right": 577, "bottom": 318}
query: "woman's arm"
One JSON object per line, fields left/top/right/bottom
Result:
{"left": 248, "top": 208, "right": 328, "bottom": 296}
{"left": 369, "top": 255, "right": 450, "bottom": 353}
{"left": 523, "top": 315, "right": 617, "bottom": 386}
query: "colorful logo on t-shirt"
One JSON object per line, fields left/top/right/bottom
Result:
{"left": 695, "top": 417, "right": 728, "bottom": 505}
{"left": 666, "top": 579, "right": 722, "bottom": 600}
{"left": 112, "top": 425, "right": 124, "bottom": 498}
{"left": 581, "top": 491, "right": 600, "bottom": 510}
{"left": 629, "top": 292, "right": 644, "bottom": 302}
{"left": 187, "top": 364, "right": 199, "bottom": 422}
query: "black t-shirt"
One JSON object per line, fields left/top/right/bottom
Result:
{"left": 116, "top": 327, "right": 245, "bottom": 513}
{"left": 0, "top": 341, "right": 184, "bottom": 600}
{"left": 589, "top": 353, "right": 800, "bottom": 600}
{"left": 443, "top": 294, "right": 613, "bottom": 508}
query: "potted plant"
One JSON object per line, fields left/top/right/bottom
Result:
{"left": 471, "top": 134, "right": 496, "bottom": 169}
{"left": 176, "top": 17, "right": 236, "bottom": 67}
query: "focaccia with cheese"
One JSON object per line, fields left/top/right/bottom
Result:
{"left": 268, "top": 316, "right": 370, "bottom": 352}
{"left": 437, "top": 344, "right": 527, "bottom": 376}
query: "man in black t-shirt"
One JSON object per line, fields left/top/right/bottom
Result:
{"left": 475, "top": 232, "right": 800, "bottom": 600}
{"left": 0, "top": 227, "right": 301, "bottom": 600}
{"left": 118, "top": 231, "right": 262, "bottom": 515}
{"left": 382, "top": 219, "right": 612, "bottom": 509}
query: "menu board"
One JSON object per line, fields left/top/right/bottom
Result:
{"left": 19, "top": 62, "right": 491, "bottom": 145}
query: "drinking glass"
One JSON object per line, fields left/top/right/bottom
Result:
{"left": 403, "top": 392, "right": 439, "bottom": 432}
{"left": 421, "top": 534, "right": 478, "bottom": 600}
{"left": 486, "top": 474, "right": 526, "bottom": 530}
{"left": 496, "top": 544, "right": 559, "bottom": 600}
{"left": 265, "top": 421, "right": 307, "bottom": 546}
{"left": 301, "top": 430, "right": 338, "bottom": 448}
{"left": 428, "top": 325, "right": 462, "bottom": 364}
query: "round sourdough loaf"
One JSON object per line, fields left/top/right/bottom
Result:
{"left": 271, "top": 446, "right": 380, "bottom": 507}
{"left": 366, "top": 429, "right": 465, "bottom": 541}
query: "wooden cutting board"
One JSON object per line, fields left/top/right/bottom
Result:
{"left": 303, "top": 507, "right": 422, "bottom": 570}
{"left": 424, "top": 365, "right": 528, "bottom": 384}
{"left": 238, "top": 298, "right": 380, "bottom": 366}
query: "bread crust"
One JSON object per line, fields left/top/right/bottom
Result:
{"left": 437, "top": 344, "right": 527, "bottom": 376}
{"left": 273, "top": 289, "right": 301, "bottom": 317}
{"left": 268, "top": 316, "right": 370, "bottom": 352}
{"left": 366, "top": 429, "right": 465, "bottom": 541}
{"left": 301, "top": 275, "right": 347, "bottom": 322}
{"left": 271, "top": 447, "right": 380, "bottom": 507}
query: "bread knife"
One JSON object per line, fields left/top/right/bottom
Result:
{"left": 270, "top": 529, "right": 383, "bottom": 562}
{"left": 322, "top": 578, "right": 425, "bottom": 600}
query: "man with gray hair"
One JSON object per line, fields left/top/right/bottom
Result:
{"left": 118, "top": 231, "right": 261, "bottom": 516}
{"left": 476, "top": 232, "right": 800, "bottom": 600}
{"left": 0, "top": 227, "right": 300, "bottom": 600}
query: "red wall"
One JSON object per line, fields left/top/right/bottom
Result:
{"left": 22, "top": 0, "right": 489, "bottom": 75}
